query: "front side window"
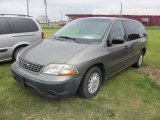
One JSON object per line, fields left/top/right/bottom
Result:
{"left": 54, "top": 19, "right": 111, "bottom": 44}
{"left": 108, "top": 21, "right": 125, "bottom": 46}
{"left": 7, "top": 17, "right": 39, "bottom": 33}
{"left": 0, "top": 17, "right": 11, "bottom": 35}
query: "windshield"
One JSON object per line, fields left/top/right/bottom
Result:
{"left": 54, "top": 18, "right": 111, "bottom": 44}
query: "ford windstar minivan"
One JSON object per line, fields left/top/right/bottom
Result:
{"left": 11, "top": 17, "right": 147, "bottom": 99}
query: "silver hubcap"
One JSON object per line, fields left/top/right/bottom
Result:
{"left": 138, "top": 54, "right": 143, "bottom": 66}
{"left": 88, "top": 72, "right": 100, "bottom": 94}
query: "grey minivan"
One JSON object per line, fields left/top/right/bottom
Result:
{"left": 11, "top": 17, "right": 147, "bottom": 99}
{"left": 0, "top": 14, "right": 43, "bottom": 62}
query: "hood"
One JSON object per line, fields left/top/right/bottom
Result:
{"left": 21, "top": 39, "right": 88, "bottom": 65}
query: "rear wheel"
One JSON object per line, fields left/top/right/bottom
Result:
{"left": 133, "top": 52, "right": 144, "bottom": 68}
{"left": 78, "top": 67, "right": 102, "bottom": 98}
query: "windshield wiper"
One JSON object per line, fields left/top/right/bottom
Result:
{"left": 58, "top": 36, "right": 80, "bottom": 43}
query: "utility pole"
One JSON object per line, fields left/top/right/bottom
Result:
{"left": 44, "top": 0, "right": 48, "bottom": 27}
{"left": 60, "top": 11, "right": 62, "bottom": 21}
{"left": 120, "top": 2, "right": 123, "bottom": 17}
{"left": 27, "top": 0, "right": 29, "bottom": 16}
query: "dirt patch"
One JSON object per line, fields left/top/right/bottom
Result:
{"left": 139, "top": 66, "right": 160, "bottom": 84}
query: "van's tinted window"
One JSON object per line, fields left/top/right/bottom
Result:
{"left": 123, "top": 20, "right": 146, "bottom": 41}
{"left": 0, "top": 17, "right": 11, "bottom": 35}
{"left": 108, "top": 21, "right": 125, "bottom": 46}
{"left": 7, "top": 17, "right": 39, "bottom": 33}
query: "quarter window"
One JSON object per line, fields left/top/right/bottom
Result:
{"left": 7, "top": 17, "right": 39, "bottom": 33}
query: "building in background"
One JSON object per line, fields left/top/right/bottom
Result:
{"left": 38, "top": 15, "right": 49, "bottom": 24}
{"left": 38, "top": 15, "right": 54, "bottom": 27}
{"left": 66, "top": 14, "right": 160, "bottom": 26}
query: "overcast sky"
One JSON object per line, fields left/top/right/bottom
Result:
{"left": 0, "top": 0, "right": 160, "bottom": 21}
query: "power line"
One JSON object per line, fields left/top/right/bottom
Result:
{"left": 46, "top": 4, "right": 97, "bottom": 9}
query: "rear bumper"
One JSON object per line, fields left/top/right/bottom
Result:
{"left": 11, "top": 62, "right": 82, "bottom": 99}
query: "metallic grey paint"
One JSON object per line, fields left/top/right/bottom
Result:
{"left": 11, "top": 17, "right": 147, "bottom": 98}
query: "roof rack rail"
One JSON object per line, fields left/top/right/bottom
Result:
{"left": 0, "top": 14, "right": 32, "bottom": 17}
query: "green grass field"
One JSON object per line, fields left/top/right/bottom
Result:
{"left": 0, "top": 28, "right": 160, "bottom": 120}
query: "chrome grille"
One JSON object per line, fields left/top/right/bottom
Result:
{"left": 19, "top": 58, "right": 44, "bottom": 73}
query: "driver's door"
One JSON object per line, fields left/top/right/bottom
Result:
{"left": 105, "top": 20, "right": 130, "bottom": 77}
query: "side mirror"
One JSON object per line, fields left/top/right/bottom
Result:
{"left": 112, "top": 37, "right": 124, "bottom": 44}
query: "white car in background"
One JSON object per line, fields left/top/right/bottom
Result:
{"left": 0, "top": 14, "right": 44, "bottom": 62}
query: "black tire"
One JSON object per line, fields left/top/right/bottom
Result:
{"left": 132, "top": 51, "right": 144, "bottom": 68}
{"left": 13, "top": 47, "right": 24, "bottom": 61}
{"left": 78, "top": 66, "right": 102, "bottom": 99}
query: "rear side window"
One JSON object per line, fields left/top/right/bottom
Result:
{"left": 7, "top": 17, "right": 39, "bottom": 33}
{"left": 0, "top": 17, "right": 11, "bottom": 35}
{"left": 123, "top": 20, "right": 146, "bottom": 41}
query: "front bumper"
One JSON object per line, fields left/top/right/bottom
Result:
{"left": 11, "top": 62, "right": 82, "bottom": 99}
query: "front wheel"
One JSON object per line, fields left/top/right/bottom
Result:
{"left": 13, "top": 47, "right": 24, "bottom": 61}
{"left": 133, "top": 52, "right": 144, "bottom": 68}
{"left": 78, "top": 67, "right": 102, "bottom": 99}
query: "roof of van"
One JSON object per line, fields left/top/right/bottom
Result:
{"left": 78, "top": 17, "right": 139, "bottom": 22}
{"left": 0, "top": 14, "right": 32, "bottom": 18}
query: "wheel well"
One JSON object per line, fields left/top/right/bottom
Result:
{"left": 85, "top": 63, "right": 106, "bottom": 82}
{"left": 12, "top": 44, "right": 28, "bottom": 59}
{"left": 76, "top": 63, "right": 106, "bottom": 94}
{"left": 142, "top": 48, "right": 146, "bottom": 55}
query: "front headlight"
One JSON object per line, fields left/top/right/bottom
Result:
{"left": 43, "top": 64, "right": 79, "bottom": 76}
